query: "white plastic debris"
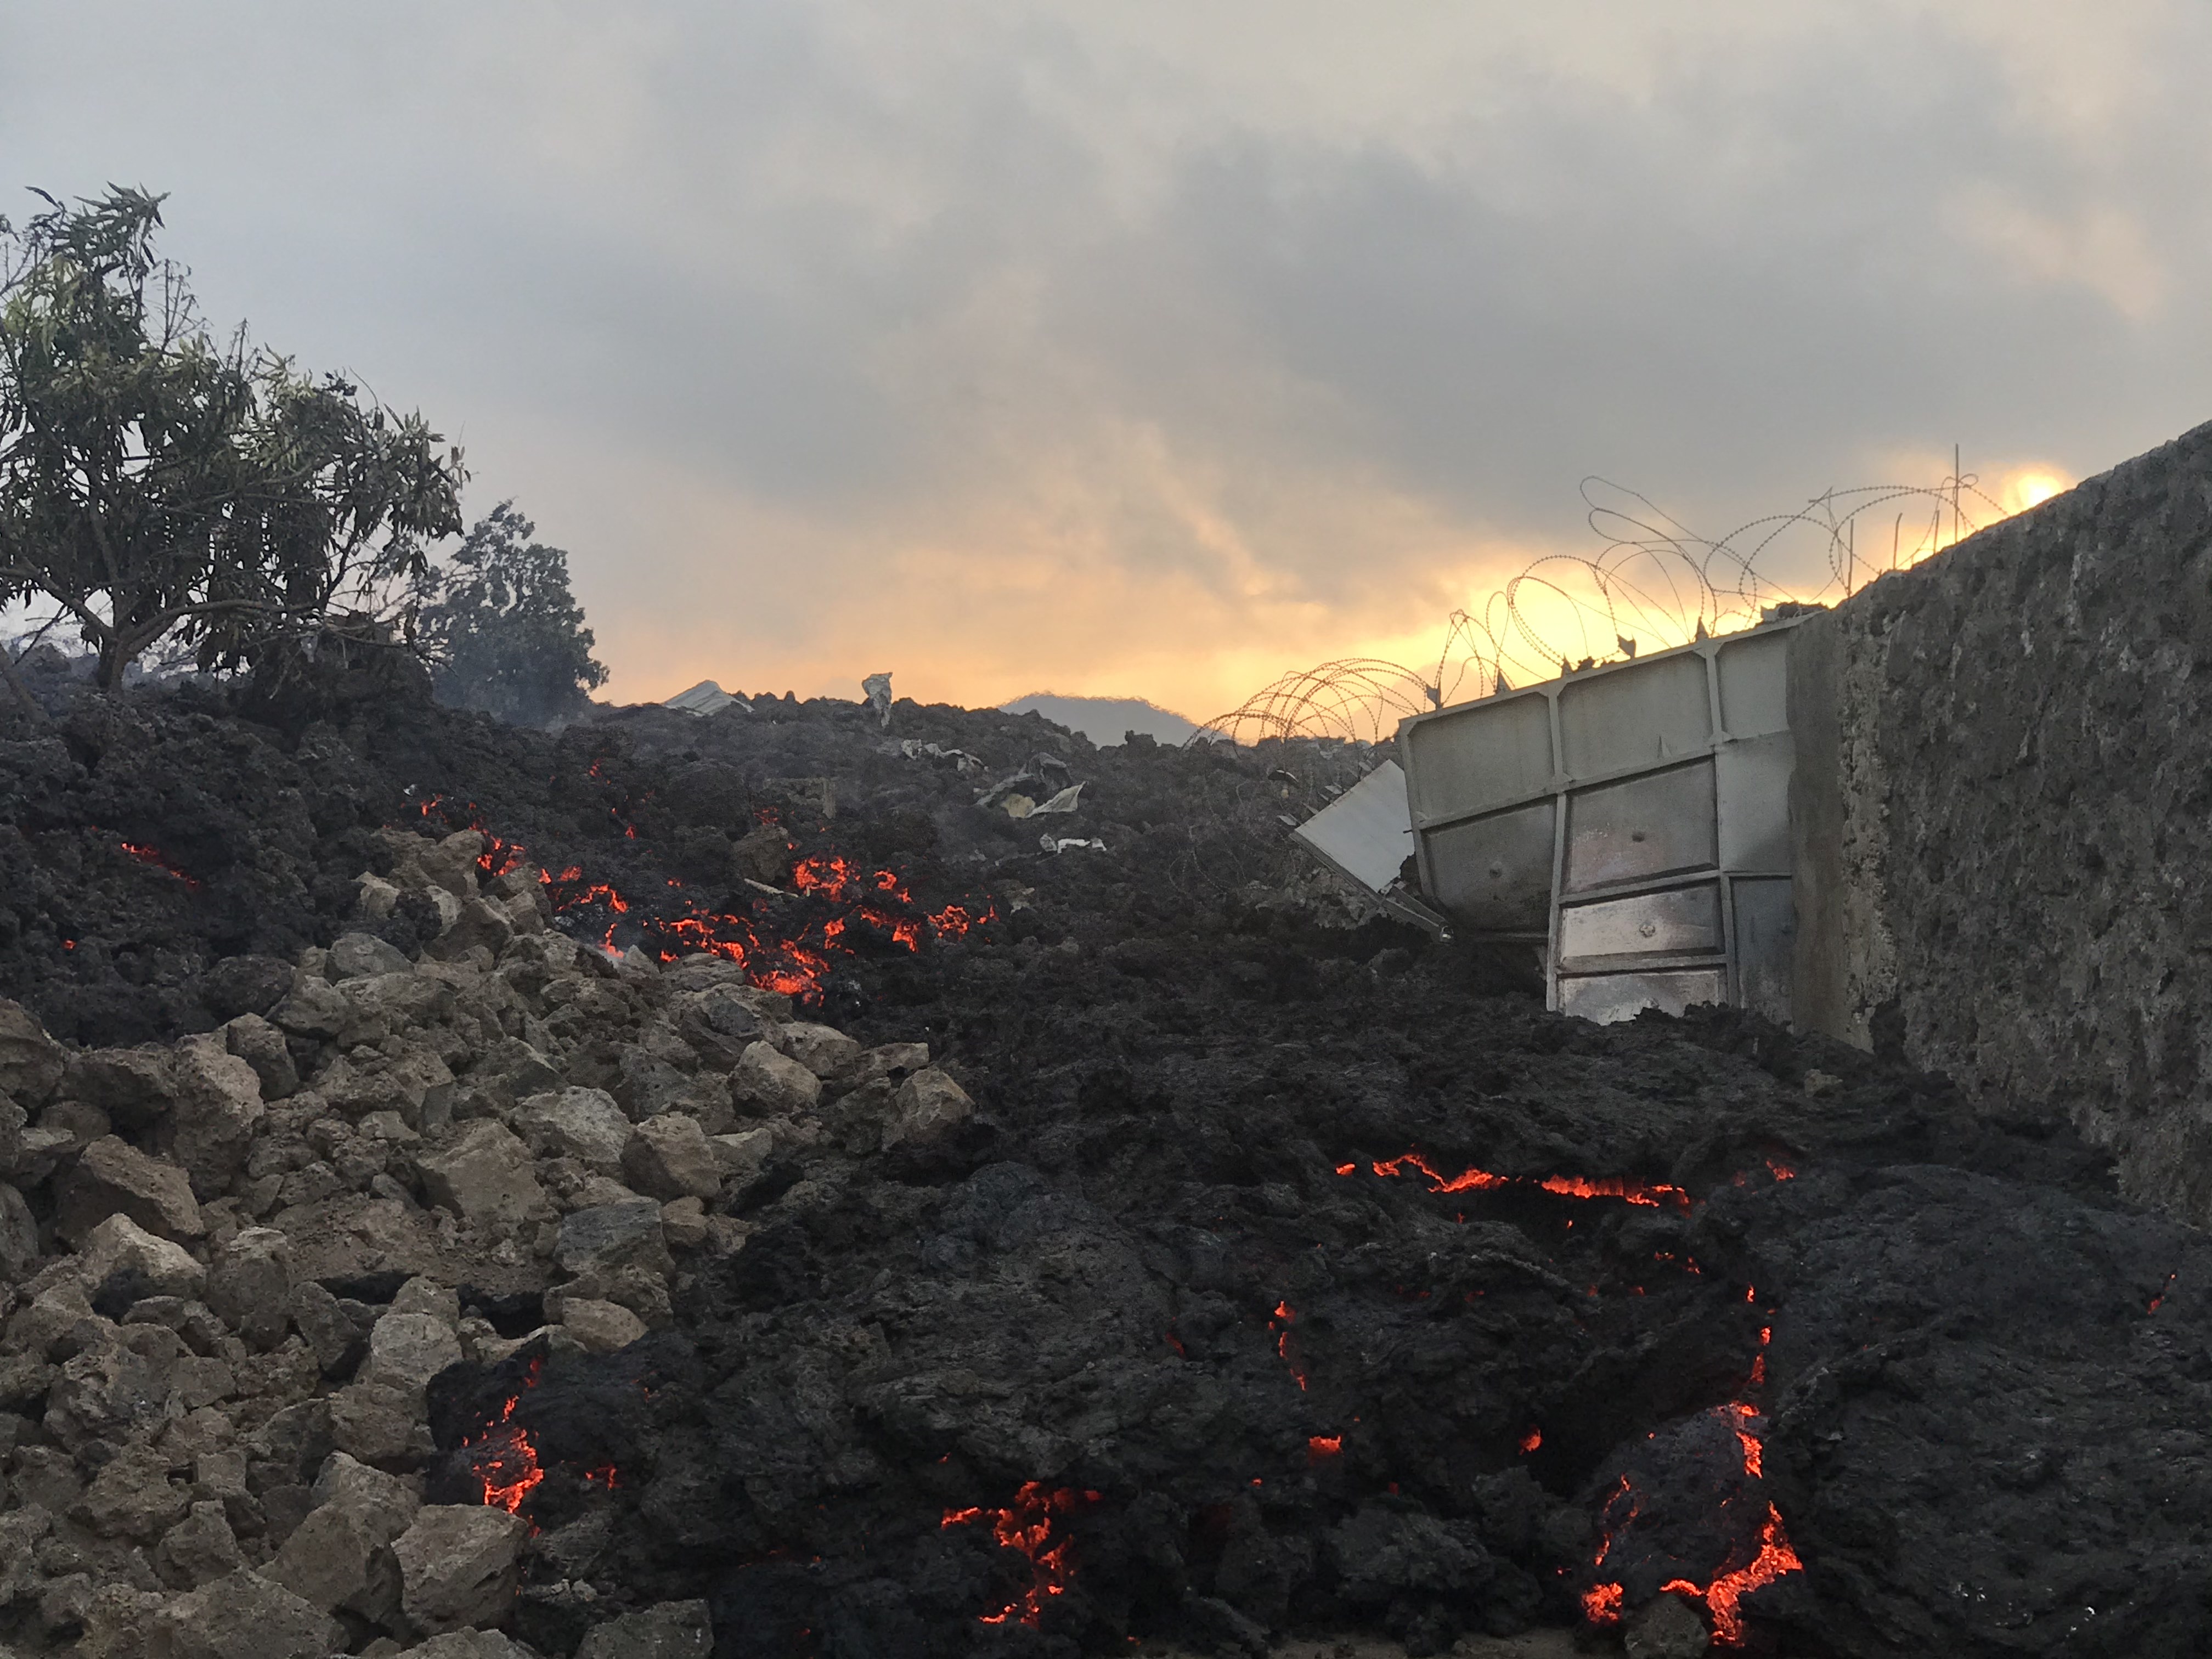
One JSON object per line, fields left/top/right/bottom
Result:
{"left": 1290, "top": 760, "right": 1414, "bottom": 892}
{"left": 1029, "top": 782, "right": 1086, "bottom": 815}
{"left": 862, "top": 672, "right": 893, "bottom": 727}
{"left": 900, "top": 738, "right": 985, "bottom": 771}
{"left": 664, "top": 680, "right": 751, "bottom": 717}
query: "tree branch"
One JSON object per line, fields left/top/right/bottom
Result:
{"left": 0, "top": 635, "right": 49, "bottom": 725}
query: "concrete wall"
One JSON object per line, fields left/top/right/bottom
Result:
{"left": 1792, "top": 417, "right": 2212, "bottom": 1222}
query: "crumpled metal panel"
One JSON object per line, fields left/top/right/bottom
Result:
{"left": 1425, "top": 799, "right": 1556, "bottom": 932}
{"left": 1403, "top": 691, "right": 1555, "bottom": 825}
{"left": 1716, "top": 732, "right": 1793, "bottom": 871}
{"left": 1558, "top": 967, "right": 1729, "bottom": 1024}
{"left": 1558, "top": 883, "right": 1723, "bottom": 968}
{"left": 1397, "top": 614, "right": 1809, "bottom": 1027}
{"left": 1564, "top": 761, "right": 1718, "bottom": 894}
{"left": 1731, "top": 876, "right": 1796, "bottom": 1023}
{"left": 1558, "top": 653, "right": 1712, "bottom": 777}
{"left": 1291, "top": 760, "right": 1417, "bottom": 893}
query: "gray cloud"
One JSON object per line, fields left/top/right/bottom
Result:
{"left": 4, "top": 1, "right": 2209, "bottom": 714}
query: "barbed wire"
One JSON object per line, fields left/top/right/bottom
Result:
{"left": 1196, "top": 461, "right": 2014, "bottom": 746}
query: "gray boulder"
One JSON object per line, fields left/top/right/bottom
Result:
{"left": 224, "top": 1013, "right": 300, "bottom": 1100}
{"left": 770, "top": 1022, "right": 862, "bottom": 1080}
{"left": 162, "top": 1034, "right": 265, "bottom": 1198}
{"left": 54, "top": 1135, "right": 205, "bottom": 1246}
{"left": 575, "top": 1599, "right": 713, "bottom": 1658}
{"left": 416, "top": 1122, "right": 549, "bottom": 1234}
{"left": 358, "top": 1312, "right": 462, "bottom": 1395}
{"left": 849, "top": 1042, "right": 930, "bottom": 1090}
{"left": 64, "top": 1045, "right": 177, "bottom": 1130}
{"left": 400, "top": 1635, "right": 534, "bottom": 1658}
{"left": 327, "top": 1381, "right": 435, "bottom": 1467}
{"left": 268, "top": 1448, "right": 424, "bottom": 1624}
{"left": 266, "top": 1503, "right": 379, "bottom": 1614}
{"left": 881, "top": 1068, "right": 975, "bottom": 1149}
{"left": 330, "top": 933, "right": 414, "bottom": 981}
{"left": 516, "top": 1088, "right": 631, "bottom": 1174}
{"left": 555, "top": 1200, "right": 671, "bottom": 1279}
{"left": 154, "top": 1500, "right": 245, "bottom": 1589}
{"left": 1626, "top": 1592, "right": 1714, "bottom": 1657}
{"left": 0, "top": 1000, "right": 64, "bottom": 1106}
{"left": 393, "top": 1504, "right": 530, "bottom": 1634}
{"left": 74, "top": 1440, "right": 191, "bottom": 1540}
{"left": 270, "top": 975, "right": 351, "bottom": 1041}
{"left": 620, "top": 1115, "right": 721, "bottom": 1201}
{"left": 148, "top": 1567, "right": 346, "bottom": 1659}
{"left": 206, "top": 1227, "right": 292, "bottom": 1349}
{"left": 77, "top": 1213, "right": 206, "bottom": 1300}
{"left": 426, "top": 897, "right": 514, "bottom": 962}
{"left": 558, "top": 1298, "right": 647, "bottom": 1355}
{"left": 288, "top": 1280, "right": 369, "bottom": 1378}
{"left": 0, "top": 1178, "right": 37, "bottom": 1282}
{"left": 729, "top": 1042, "right": 820, "bottom": 1115}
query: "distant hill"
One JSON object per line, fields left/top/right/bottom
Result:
{"left": 1001, "top": 692, "right": 1203, "bottom": 747}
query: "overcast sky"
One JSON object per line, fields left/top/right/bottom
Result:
{"left": 5, "top": 3, "right": 2208, "bottom": 717}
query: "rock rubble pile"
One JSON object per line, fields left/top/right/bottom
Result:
{"left": 0, "top": 822, "right": 956, "bottom": 1658}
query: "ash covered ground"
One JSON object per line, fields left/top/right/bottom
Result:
{"left": 3, "top": 654, "right": 2211, "bottom": 1659}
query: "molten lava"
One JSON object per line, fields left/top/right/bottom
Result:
{"left": 464, "top": 1373, "right": 545, "bottom": 1521}
{"left": 458, "top": 1363, "right": 622, "bottom": 1534}
{"left": 1581, "top": 1401, "right": 1805, "bottom": 1647}
{"left": 472, "top": 1418, "right": 544, "bottom": 1517}
{"left": 403, "top": 796, "right": 992, "bottom": 1005}
{"left": 1361, "top": 1151, "right": 1691, "bottom": 1212}
{"left": 1694, "top": 1504, "right": 1805, "bottom": 1644}
{"left": 117, "top": 842, "right": 202, "bottom": 891}
{"left": 1268, "top": 1300, "right": 1307, "bottom": 1390}
{"left": 941, "top": 1483, "right": 1101, "bottom": 1627}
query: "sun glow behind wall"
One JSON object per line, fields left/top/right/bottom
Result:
{"left": 0, "top": 1, "right": 2198, "bottom": 718}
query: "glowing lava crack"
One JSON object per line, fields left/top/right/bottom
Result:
{"left": 407, "top": 794, "right": 992, "bottom": 1003}
{"left": 942, "top": 1484, "right": 1102, "bottom": 1627}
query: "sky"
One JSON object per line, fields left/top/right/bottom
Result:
{"left": 5, "top": 3, "right": 2209, "bottom": 720}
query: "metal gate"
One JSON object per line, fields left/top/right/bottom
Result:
{"left": 1397, "top": 619, "right": 1802, "bottom": 1023}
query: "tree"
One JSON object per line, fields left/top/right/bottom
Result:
{"left": 419, "top": 501, "right": 608, "bottom": 726}
{"left": 0, "top": 186, "right": 465, "bottom": 689}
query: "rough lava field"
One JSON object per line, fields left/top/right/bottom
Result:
{"left": 1, "top": 646, "right": 2208, "bottom": 1659}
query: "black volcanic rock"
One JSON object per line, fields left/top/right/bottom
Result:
{"left": 4, "top": 670, "right": 2209, "bottom": 1656}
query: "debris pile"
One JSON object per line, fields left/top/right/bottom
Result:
{"left": 3, "top": 665, "right": 2211, "bottom": 1658}
{"left": 0, "top": 816, "right": 965, "bottom": 1657}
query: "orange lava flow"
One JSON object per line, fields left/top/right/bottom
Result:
{"left": 1581, "top": 1401, "right": 1804, "bottom": 1647}
{"left": 1307, "top": 1435, "right": 1342, "bottom": 1461}
{"left": 1369, "top": 1152, "right": 1509, "bottom": 1193}
{"left": 473, "top": 1419, "right": 544, "bottom": 1516}
{"left": 1520, "top": 1427, "right": 1542, "bottom": 1454}
{"left": 1701, "top": 1505, "right": 1804, "bottom": 1644}
{"left": 1537, "top": 1173, "right": 1693, "bottom": 1210}
{"left": 465, "top": 1375, "right": 548, "bottom": 1522}
{"left": 1361, "top": 1151, "right": 1690, "bottom": 1211}
{"left": 941, "top": 1484, "right": 1101, "bottom": 1627}
{"left": 119, "top": 842, "right": 203, "bottom": 891}
{"left": 1728, "top": 1403, "right": 1763, "bottom": 1477}
{"left": 1269, "top": 1301, "right": 1307, "bottom": 1390}
{"left": 405, "top": 798, "right": 992, "bottom": 1005}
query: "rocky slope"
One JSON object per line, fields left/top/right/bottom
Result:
{"left": 2, "top": 666, "right": 2210, "bottom": 1659}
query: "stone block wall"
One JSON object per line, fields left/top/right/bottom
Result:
{"left": 1791, "top": 417, "right": 2212, "bottom": 1221}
